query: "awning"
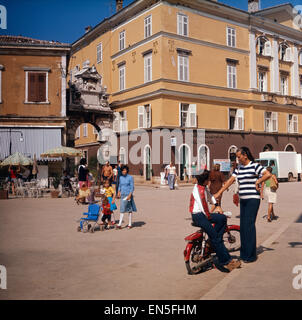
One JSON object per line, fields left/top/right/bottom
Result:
{"left": 0, "top": 127, "right": 62, "bottom": 161}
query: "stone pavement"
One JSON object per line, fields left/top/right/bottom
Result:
{"left": 201, "top": 182, "right": 302, "bottom": 300}
{"left": 0, "top": 181, "right": 301, "bottom": 300}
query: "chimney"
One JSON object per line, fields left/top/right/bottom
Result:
{"left": 116, "top": 0, "right": 123, "bottom": 12}
{"left": 85, "top": 26, "right": 92, "bottom": 33}
{"left": 248, "top": 0, "right": 260, "bottom": 13}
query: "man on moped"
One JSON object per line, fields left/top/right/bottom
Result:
{"left": 189, "top": 170, "right": 241, "bottom": 272}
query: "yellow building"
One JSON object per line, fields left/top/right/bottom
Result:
{"left": 69, "top": 0, "right": 302, "bottom": 180}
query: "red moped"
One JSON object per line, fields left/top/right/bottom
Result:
{"left": 184, "top": 213, "right": 240, "bottom": 275}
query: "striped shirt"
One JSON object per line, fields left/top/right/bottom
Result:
{"left": 232, "top": 161, "right": 265, "bottom": 200}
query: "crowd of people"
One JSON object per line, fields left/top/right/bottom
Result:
{"left": 75, "top": 159, "right": 137, "bottom": 230}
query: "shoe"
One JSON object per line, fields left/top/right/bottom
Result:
{"left": 111, "top": 221, "right": 115, "bottom": 225}
{"left": 242, "top": 258, "right": 257, "bottom": 263}
{"left": 127, "top": 225, "right": 132, "bottom": 229}
{"left": 116, "top": 225, "right": 122, "bottom": 230}
{"left": 267, "top": 218, "right": 272, "bottom": 222}
{"left": 224, "top": 259, "right": 241, "bottom": 272}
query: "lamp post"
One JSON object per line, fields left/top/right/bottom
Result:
{"left": 1, "top": 129, "right": 24, "bottom": 156}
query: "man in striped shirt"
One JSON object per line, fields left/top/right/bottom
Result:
{"left": 214, "top": 147, "right": 271, "bottom": 263}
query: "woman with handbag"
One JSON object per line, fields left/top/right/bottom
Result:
{"left": 261, "top": 166, "right": 278, "bottom": 222}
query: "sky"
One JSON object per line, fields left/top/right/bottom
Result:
{"left": 0, "top": 0, "right": 301, "bottom": 44}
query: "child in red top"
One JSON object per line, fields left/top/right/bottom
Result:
{"left": 101, "top": 197, "right": 112, "bottom": 228}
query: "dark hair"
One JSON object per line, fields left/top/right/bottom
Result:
{"left": 80, "top": 158, "right": 87, "bottom": 165}
{"left": 121, "top": 165, "right": 129, "bottom": 173}
{"left": 237, "top": 146, "right": 255, "bottom": 162}
{"left": 196, "top": 170, "right": 210, "bottom": 185}
{"left": 266, "top": 166, "right": 272, "bottom": 173}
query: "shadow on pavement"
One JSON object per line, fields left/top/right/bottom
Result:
{"left": 288, "top": 242, "right": 302, "bottom": 248}
{"left": 294, "top": 213, "right": 302, "bottom": 223}
{"left": 256, "top": 245, "right": 274, "bottom": 255}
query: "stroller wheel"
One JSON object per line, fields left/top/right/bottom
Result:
{"left": 89, "top": 228, "right": 95, "bottom": 233}
{"left": 77, "top": 226, "right": 81, "bottom": 232}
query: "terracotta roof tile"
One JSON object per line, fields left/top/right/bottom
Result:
{"left": 0, "top": 35, "right": 70, "bottom": 47}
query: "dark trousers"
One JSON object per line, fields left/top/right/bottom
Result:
{"left": 191, "top": 213, "right": 231, "bottom": 265}
{"left": 240, "top": 198, "right": 260, "bottom": 262}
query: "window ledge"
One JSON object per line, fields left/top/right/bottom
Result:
{"left": 24, "top": 101, "right": 50, "bottom": 105}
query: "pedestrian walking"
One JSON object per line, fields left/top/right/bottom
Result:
{"left": 166, "top": 162, "right": 177, "bottom": 190}
{"left": 209, "top": 163, "right": 225, "bottom": 212}
{"left": 78, "top": 158, "right": 88, "bottom": 188}
{"left": 116, "top": 165, "right": 137, "bottom": 229}
{"left": 101, "top": 161, "right": 113, "bottom": 184}
{"left": 214, "top": 146, "right": 271, "bottom": 263}
{"left": 261, "top": 166, "right": 278, "bottom": 222}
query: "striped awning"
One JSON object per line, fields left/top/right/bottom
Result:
{"left": 0, "top": 127, "right": 62, "bottom": 161}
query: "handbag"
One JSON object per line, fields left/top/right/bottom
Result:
{"left": 270, "top": 176, "right": 278, "bottom": 192}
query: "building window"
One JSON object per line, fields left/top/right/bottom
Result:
{"left": 229, "top": 108, "right": 244, "bottom": 130}
{"left": 180, "top": 103, "right": 196, "bottom": 127}
{"left": 97, "top": 43, "right": 102, "bottom": 63}
{"left": 178, "top": 54, "right": 189, "bottom": 82}
{"left": 144, "top": 53, "right": 152, "bottom": 83}
{"left": 119, "top": 147, "right": 127, "bottom": 164}
{"left": 226, "top": 27, "right": 236, "bottom": 47}
{"left": 119, "top": 31, "right": 125, "bottom": 51}
{"left": 227, "top": 64, "right": 237, "bottom": 89}
{"left": 280, "top": 75, "right": 288, "bottom": 95}
{"left": 177, "top": 13, "right": 188, "bottom": 36}
{"left": 257, "top": 37, "right": 271, "bottom": 56}
{"left": 113, "top": 111, "right": 128, "bottom": 132}
{"left": 27, "top": 72, "right": 48, "bottom": 103}
{"left": 83, "top": 124, "right": 88, "bottom": 137}
{"left": 264, "top": 111, "right": 278, "bottom": 132}
{"left": 279, "top": 44, "right": 292, "bottom": 62}
{"left": 0, "top": 67, "right": 2, "bottom": 103}
{"left": 144, "top": 15, "right": 152, "bottom": 38}
{"left": 288, "top": 114, "right": 298, "bottom": 133}
{"left": 300, "top": 76, "right": 302, "bottom": 97}
{"left": 76, "top": 127, "right": 80, "bottom": 138}
{"left": 258, "top": 71, "right": 267, "bottom": 92}
{"left": 138, "top": 104, "right": 151, "bottom": 128}
{"left": 119, "top": 64, "right": 125, "bottom": 91}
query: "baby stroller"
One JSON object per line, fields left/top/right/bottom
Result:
{"left": 77, "top": 203, "right": 101, "bottom": 233}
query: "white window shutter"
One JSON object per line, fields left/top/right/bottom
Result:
{"left": 272, "top": 112, "right": 278, "bottom": 132}
{"left": 138, "top": 106, "right": 144, "bottom": 128}
{"left": 189, "top": 104, "right": 197, "bottom": 127}
{"left": 236, "top": 109, "right": 244, "bottom": 130}
{"left": 179, "top": 103, "right": 182, "bottom": 127}
{"left": 293, "top": 114, "right": 298, "bottom": 133}
{"left": 264, "top": 41, "right": 271, "bottom": 56}
{"left": 113, "top": 112, "right": 120, "bottom": 132}
{"left": 285, "top": 47, "right": 292, "bottom": 62}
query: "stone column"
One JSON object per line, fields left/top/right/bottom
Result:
{"left": 249, "top": 30, "right": 257, "bottom": 90}
{"left": 291, "top": 45, "right": 299, "bottom": 97}
{"left": 270, "top": 37, "right": 280, "bottom": 94}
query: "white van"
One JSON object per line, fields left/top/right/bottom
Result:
{"left": 256, "top": 151, "right": 302, "bottom": 181}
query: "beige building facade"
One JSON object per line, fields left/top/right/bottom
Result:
{"left": 69, "top": 0, "right": 302, "bottom": 180}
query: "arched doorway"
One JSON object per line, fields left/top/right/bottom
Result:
{"left": 285, "top": 144, "right": 295, "bottom": 152}
{"left": 144, "top": 145, "right": 152, "bottom": 181}
{"left": 198, "top": 144, "right": 210, "bottom": 172}
{"left": 263, "top": 144, "right": 273, "bottom": 152}
{"left": 179, "top": 144, "right": 191, "bottom": 181}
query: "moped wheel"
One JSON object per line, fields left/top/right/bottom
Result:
{"left": 82, "top": 221, "right": 89, "bottom": 233}
{"left": 185, "top": 241, "right": 212, "bottom": 275}
{"left": 223, "top": 228, "right": 241, "bottom": 252}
